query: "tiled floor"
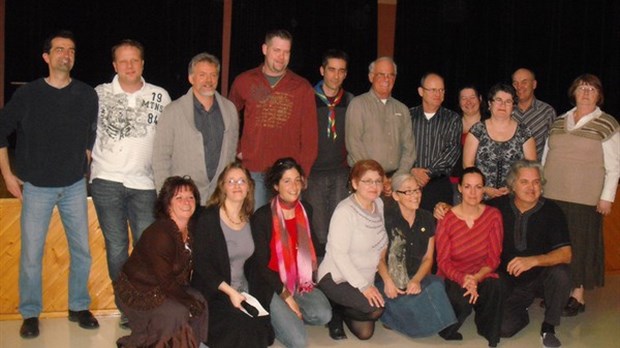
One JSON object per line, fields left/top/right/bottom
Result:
{"left": 2, "top": 274, "right": 619, "bottom": 348}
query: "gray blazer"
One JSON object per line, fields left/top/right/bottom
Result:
{"left": 153, "top": 88, "right": 239, "bottom": 204}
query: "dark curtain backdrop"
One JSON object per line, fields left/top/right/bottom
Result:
{"left": 5, "top": 0, "right": 224, "bottom": 100}
{"left": 393, "top": 0, "right": 620, "bottom": 120}
{"left": 230, "top": 0, "right": 376, "bottom": 95}
{"left": 4, "top": 0, "right": 376, "bottom": 101}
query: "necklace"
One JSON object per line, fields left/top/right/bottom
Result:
{"left": 223, "top": 207, "right": 244, "bottom": 225}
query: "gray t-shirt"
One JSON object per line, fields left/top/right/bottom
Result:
{"left": 221, "top": 219, "right": 254, "bottom": 292}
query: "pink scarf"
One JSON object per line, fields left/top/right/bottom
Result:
{"left": 271, "top": 197, "right": 317, "bottom": 294}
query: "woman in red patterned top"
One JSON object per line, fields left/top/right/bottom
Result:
{"left": 435, "top": 167, "right": 504, "bottom": 347}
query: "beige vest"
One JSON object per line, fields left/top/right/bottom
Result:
{"left": 543, "top": 113, "right": 618, "bottom": 206}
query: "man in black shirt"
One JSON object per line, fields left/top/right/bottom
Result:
{"left": 495, "top": 160, "right": 571, "bottom": 348}
{"left": 0, "top": 30, "right": 99, "bottom": 338}
{"left": 433, "top": 160, "right": 571, "bottom": 348}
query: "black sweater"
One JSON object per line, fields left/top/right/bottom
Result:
{"left": 0, "top": 78, "right": 97, "bottom": 187}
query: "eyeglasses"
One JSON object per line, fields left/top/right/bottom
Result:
{"left": 226, "top": 178, "right": 247, "bottom": 186}
{"left": 374, "top": 72, "right": 396, "bottom": 80}
{"left": 491, "top": 98, "right": 514, "bottom": 106}
{"left": 396, "top": 188, "right": 422, "bottom": 196}
{"left": 577, "top": 86, "right": 597, "bottom": 93}
{"left": 359, "top": 179, "right": 383, "bottom": 186}
{"left": 421, "top": 87, "right": 445, "bottom": 94}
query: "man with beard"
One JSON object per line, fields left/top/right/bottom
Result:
{"left": 229, "top": 30, "right": 318, "bottom": 209}
{"left": 153, "top": 53, "right": 238, "bottom": 205}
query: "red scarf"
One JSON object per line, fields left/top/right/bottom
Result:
{"left": 271, "top": 197, "right": 317, "bottom": 294}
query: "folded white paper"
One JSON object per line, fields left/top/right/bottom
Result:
{"left": 240, "top": 292, "right": 269, "bottom": 317}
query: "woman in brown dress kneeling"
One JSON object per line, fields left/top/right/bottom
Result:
{"left": 115, "top": 176, "right": 208, "bottom": 348}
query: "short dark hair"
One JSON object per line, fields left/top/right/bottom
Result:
{"left": 207, "top": 161, "right": 255, "bottom": 219}
{"left": 265, "top": 29, "right": 293, "bottom": 45}
{"left": 111, "top": 39, "right": 145, "bottom": 61}
{"left": 459, "top": 166, "right": 486, "bottom": 186}
{"left": 458, "top": 85, "right": 482, "bottom": 100}
{"left": 322, "top": 49, "right": 349, "bottom": 68}
{"left": 265, "top": 157, "right": 305, "bottom": 197}
{"left": 155, "top": 176, "right": 201, "bottom": 219}
{"left": 487, "top": 83, "right": 518, "bottom": 105}
{"left": 43, "top": 30, "right": 75, "bottom": 54}
{"left": 568, "top": 73, "right": 604, "bottom": 106}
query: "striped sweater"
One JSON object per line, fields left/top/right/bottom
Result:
{"left": 436, "top": 205, "right": 503, "bottom": 286}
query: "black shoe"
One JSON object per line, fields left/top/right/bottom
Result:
{"left": 327, "top": 321, "right": 347, "bottom": 341}
{"left": 439, "top": 331, "right": 463, "bottom": 341}
{"left": 561, "top": 297, "right": 585, "bottom": 317}
{"left": 20, "top": 317, "right": 39, "bottom": 338}
{"left": 68, "top": 310, "right": 100, "bottom": 329}
{"left": 542, "top": 332, "right": 562, "bottom": 348}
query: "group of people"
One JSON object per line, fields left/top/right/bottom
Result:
{"left": 0, "top": 27, "right": 618, "bottom": 348}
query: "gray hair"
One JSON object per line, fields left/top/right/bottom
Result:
{"left": 188, "top": 52, "right": 221, "bottom": 75}
{"left": 505, "top": 160, "right": 547, "bottom": 191}
{"left": 391, "top": 173, "right": 417, "bottom": 192}
{"left": 368, "top": 56, "right": 397, "bottom": 75}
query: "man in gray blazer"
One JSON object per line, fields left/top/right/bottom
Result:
{"left": 153, "top": 53, "right": 239, "bottom": 205}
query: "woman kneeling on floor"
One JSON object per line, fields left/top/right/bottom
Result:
{"left": 114, "top": 176, "right": 208, "bottom": 348}
{"left": 376, "top": 173, "right": 457, "bottom": 338}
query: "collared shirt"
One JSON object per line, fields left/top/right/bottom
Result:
{"left": 193, "top": 96, "right": 224, "bottom": 181}
{"left": 513, "top": 98, "right": 557, "bottom": 160}
{"left": 384, "top": 202, "right": 435, "bottom": 288}
{"left": 345, "top": 89, "right": 416, "bottom": 174}
{"left": 409, "top": 105, "right": 462, "bottom": 177}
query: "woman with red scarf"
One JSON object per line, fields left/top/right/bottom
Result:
{"left": 251, "top": 157, "right": 332, "bottom": 348}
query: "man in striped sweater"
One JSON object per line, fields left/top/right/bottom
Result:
{"left": 512, "top": 68, "right": 557, "bottom": 160}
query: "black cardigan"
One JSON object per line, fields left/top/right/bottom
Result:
{"left": 191, "top": 206, "right": 271, "bottom": 308}
{"left": 250, "top": 200, "right": 318, "bottom": 296}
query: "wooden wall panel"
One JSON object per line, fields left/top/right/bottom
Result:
{"left": 0, "top": 198, "right": 116, "bottom": 320}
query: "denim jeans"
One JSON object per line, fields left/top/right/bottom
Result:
{"left": 19, "top": 178, "right": 92, "bottom": 318}
{"left": 251, "top": 171, "right": 269, "bottom": 211}
{"left": 269, "top": 288, "right": 332, "bottom": 348}
{"left": 303, "top": 169, "right": 349, "bottom": 255}
{"left": 90, "top": 178, "right": 156, "bottom": 283}
{"left": 376, "top": 275, "right": 457, "bottom": 337}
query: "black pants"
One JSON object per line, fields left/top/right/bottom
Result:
{"left": 420, "top": 175, "right": 453, "bottom": 212}
{"left": 441, "top": 277, "right": 503, "bottom": 346}
{"left": 500, "top": 264, "right": 571, "bottom": 337}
